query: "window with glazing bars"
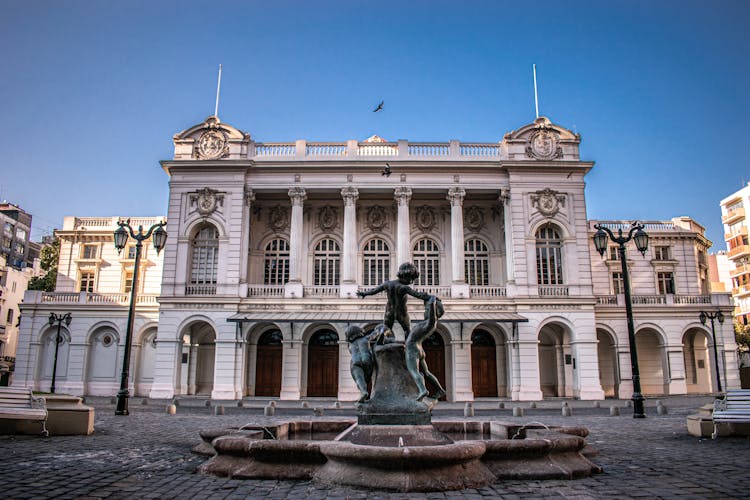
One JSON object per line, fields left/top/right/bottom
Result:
{"left": 612, "top": 272, "right": 624, "bottom": 294}
{"left": 264, "top": 238, "right": 290, "bottom": 285}
{"left": 464, "top": 238, "right": 489, "bottom": 285}
{"left": 190, "top": 225, "right": 219, "bottom": 285}
{"left": 536, "top": 224, "right": 563, "bottom": 285}
{"left": 413, "top": 238, "right": 440, "bottom": 286}
{"left": 314, "top": 238, "right": 340, "bottom": 286}
{"left": 79, "top": 271, "right": 96, "bottom": 292}
{"left": 657, "top": 272, "right": 675, "bottom": 294}
{"left": 363, "top": 238, "right": 390, "bottom": 286}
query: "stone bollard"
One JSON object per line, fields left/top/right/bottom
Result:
{"left": 301, "top": 401, "right": 309, "bottom": 408}
{"left": 167, "top": 404, "right": 177, "bottom": 415}
{"left": 214, "top": 405, "right": 225, "bottom": 416}
{"left": 657, "top": 402, "right": 668, "bottom": 415}
{"left": 513, "top": 407, "right": 524, "bottom": 417}
{"left": 237, "top": 400, "right": 244, "bottom": 408}
{"left": 269, "top": 401, "right": 276, "bottom": 408}
{"left": 562, "top": 405, "right": 572, "bottom": 417}
{"left": 332, "top": 401, "right": 341, "bottom": 409}
{"left": 313, "top": 407, "right": 324, "bottom": 416}
{"left": 264, "top": 405, "right": 275, "bottom": 417}
{"left": 141, "top": 398, "right": 148, "bottom": 405}
{"left": 173, "top": 399, "right": 179, "bottom": 407}
{"left": 610, "top": 406, "right": 620, "bottom": 416}
{"left": 593, "top": 401, "right": 600, "bottom": 408}
{"left": 464, "top": 402, "right": 474, "bottom": 417}
{"left": 529, "top": 402, "right": 537, "bottom": 409}
{"left": 205, "top": 400, "right": 212, "bottom": 407}
{"left": 498, "top": 402, "right": 505, "bottom": 409}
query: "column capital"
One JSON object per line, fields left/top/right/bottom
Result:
{"left": 244, "top": 187, "right": 256, "bottom": 206}
{"left": 499, "top": 187, "right": 510, "bottom": 204}
{"left": 288, "top": 187, "right": 307, "bottom": 206}
{"left": 341, "top": 186, "right": 359, "bottom": 205}
{"left": 447, "top": 186, "right": 466, "bottom": 206}
{"left": 394, "top": 186, "right": 412, "bottom": 206}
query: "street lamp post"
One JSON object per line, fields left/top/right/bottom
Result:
{"left": 48, "top": 312, "right": 72, "bottom": 394}
{"left": 699, "top": 310, "right": 725, "bottom": 394}
{"left": 593, "top": 222, "right": 649, "bottom": 418}
{"left": 113, "top": 219, "right": 167, "bottom": 415}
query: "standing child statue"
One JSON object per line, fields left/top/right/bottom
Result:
{"left": 356, "top": 262, "right": 429, "bottom": 336}
{"left": 405, "top": 295, "right": 447, "bottom": 401}
{"left": 345, "top": 324, "right": 392, "bottom": 402}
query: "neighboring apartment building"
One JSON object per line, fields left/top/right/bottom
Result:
{"left": 0, "top": 255, "right": 35, "bottom": 384}
{"left": 13, "top": 116, "right": 737, "bottom": 400}
{"left": 0, "top": 203, "right": 33, "bottom": 270}
{"left": 721, "top": 183, "right": 750, "bottom": 325}
{"left": 708, "top": 252, "right": 733, "bottom": 293}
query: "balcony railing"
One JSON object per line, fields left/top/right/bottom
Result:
{"left": 730, "top": 264, "right": 750, "bottom": 278}
{"left": 673, "top": 295, "right": 712, "bottom": 304}
{"left": 185, "top": 284, "right": 217, "bottom": 296}
{"left": 469, "top": 286, "right": 507, "bottom": 298}
{"left": 538, "top": 285, "right": 569, "bottom": 297}
{"left": 413, "top": 286, "right": 452, "bottom": 297}
{"left": 722, "top": 207, "right": 745, "bottom": 224}
{"left": 725, "top": 227, "right": 749, "bottom": 241}
{"left": 732, "top": 285, "right": 750, "bottom": 297}
{"left": 37, "top": 292, "right": 158, "bottom": 305}
{"left": 728, "top": 244, "right": 750, "bottom": 259}
{"left": 303, "top": 286, "right": 339, "bottom": 297}
{"left": 631, "top": 295, "right": 667, "bottom": 305}
{"left": 247, "top": 285, "right": 284, "bottom": 298}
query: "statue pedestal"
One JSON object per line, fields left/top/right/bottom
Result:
{"left": 357, "top": 342, "right": 434, "bottom": 425}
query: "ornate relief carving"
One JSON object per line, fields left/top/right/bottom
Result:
{"left": 288, "top": 187, "right": 307, "bottom": 206}
{"left": 341, "top": 186, "right": 359, "bottom": 206}
{"left": 393, "top": 186, "right": 412, "bottom": 206}
{"left": 530, "top": 188, "right": 566, "bottom": 217}
{"left": 414, "top": 205, "right": 437, "bottom": 232}
{"left": 244, "top": 188, "right": 255, "bottom": 207}
{"left": 317, "top": 206, "right": 338, "bottom": 231}
{"left": 446, "top": 187, "right": 466, "bottom": 206}
{"left": 525, "top": 127, "right": 562, "bottom": 160}
{"left": 499, "top": 188, "right": 510, "bottom": 204}
{"left": 194, "top": 128, "right": 229, "bottom": 159}
{"left": 190, "top": 187, "right": 224, "bottom": 216}
{"left": 366, "top": 205, "right": 388, "bottom": 232}
{"left": 268, "top": 205, "right": 289, "bottom": 231}
{"left": 464, "top": 206, "right": 485, "bottom": 231}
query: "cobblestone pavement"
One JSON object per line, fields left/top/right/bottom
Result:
{"left": 2, "top": 395, "right": 748, "bottom": 499}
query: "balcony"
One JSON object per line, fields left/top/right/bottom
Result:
{"left": 595, "top": 294, "right": 714, "bottom": 306}
{"left": 728, "top": 244, "right": 750, "bottom": 260}
{"left": 247, "top": 285, "right": 284, "bottom": 298}
{"left": 730, "top": 263, "right": 750, "bottom": 278}
{"left": 732, "top": 285, "right": 750, "bottom": 297}
{"left": 725, "top": 227, "right": 749, "bottom": 241}
{"left": 538, "top": 285, "right": 569, "bottom": 297}
{"left": 185, "top": 285, "right": 217, "bottom": 296}
{"left": 469, "top": 286, "right": 507, "bottom": 298}
{"left": 722, "top": 207, "right": 745, "bottom": 224}
{"left": 30, "top": 292, "right": 158, "bottom": 306}
{"left": 303, "top": 286, "right": 339, "bottom": 297}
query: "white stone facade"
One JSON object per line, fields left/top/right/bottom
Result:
{"left": 13, "top": 117, "right": 738, "bottom": 401}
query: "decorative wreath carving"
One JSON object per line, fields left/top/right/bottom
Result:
{"left": 268, "top": 205, "right": 289, "bottom": 231}
{"left": 415, "top": 205, "right": 437, "bottom": 232}
{"left": 366, "top": 206, "right": 388, "bottom": 232}
{"left": 318, "top": 206, "right": 338, "bottom": 231}
{"left": 464, "top": 206, "right": 485, "bottom": 231}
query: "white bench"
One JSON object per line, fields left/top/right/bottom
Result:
{"left": 0, "top": 387, "right": 48, "bottom": 436}
{"left": 712, "top": 389, "right": 750, "bottom": 439}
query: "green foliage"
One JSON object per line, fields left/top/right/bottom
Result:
{"left": 27, "top": 237, "right": 59, "bottom": 292}
{"left": 735, "top": 321, "right": 750, "bottom": 352}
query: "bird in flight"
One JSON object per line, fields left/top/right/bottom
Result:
{"left": 373, "top": 100, "right": 384, "bottom": 112}
{"left": 382, "top": 163, "right": 392, "bottom": 177}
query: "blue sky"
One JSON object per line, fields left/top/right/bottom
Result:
{"left": 1, "top": 0, "right": 748, "bottom": 249}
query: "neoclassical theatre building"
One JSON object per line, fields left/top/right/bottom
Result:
{"left": 14, "top": 116, "right": 738, "bottom": 401}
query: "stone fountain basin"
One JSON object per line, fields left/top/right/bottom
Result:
{"left": 197, "top": 419, "right": 601, "bottom": 490}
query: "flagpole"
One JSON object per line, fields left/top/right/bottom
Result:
{"left": 214, "top": 64, "right": 222, "bottom": 118}
{"left": 533, "top": 64, "right": 539, "bottom": 119}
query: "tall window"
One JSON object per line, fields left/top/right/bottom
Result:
{"left": 657, "top": 272, "right": 675, "bottom": 294}
{"left": 413, "top": 238, "right": 440, "bottom": 286}
{"left": 123, "top": 270, "right": 134, "bottom": 293}
{"left": 363, "top": 238, "right": 390, "bottom": 286}
{"left": 264, "top": 238, "right": 290, "bottom": 285}
{"left": 654, "top": 246, "right": 671, "bottom": 261}
{"left": 608, "top": 246, "right": 620, "bottom": 261}
{"left": 612, "top": 272, "right": 624, "bottom": 294}
{"left": 81, "top": 244, "right": 98, "bottom": 259}
{"left": 190, "top": 225, "right": 219, "bottom": 286}
{"left": 464, "top": 238, "right": 489, "bottom": 285}
{"left": 314, "top": 238, "right": 340, "bottom": 286}
{"left": 536, "top": 224, "right": 563, "bottom": 285}
{"left": 79, "top": 271, "right": 96, "bottom": 292}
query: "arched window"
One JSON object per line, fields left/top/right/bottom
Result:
{"left": 536, "top": 224, "right": 563, "bottom": 285}
{"left": 264, "top": 238, "right": 290, "bottom": 285}
{"left": 413, "top": 238, "right": 440, "bottom": 286}
{"left": 258, "top": 329, "right": 283, "bottom": 345}
{"left": 190, "top": 225, "right": 219, "bottom": 287}
{"left": 363, "top": 238, "right": 390, "bottom": 286}
{"left": 464, "top": 239, "right": 489, "bottom": 285}
{"left": 314, "top": 238, "right": 340, "bottom": 286}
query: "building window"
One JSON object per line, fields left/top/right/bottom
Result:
{"left": 536, "top": 224, "right": 564, "bottom": 285}
{"left": 126, "top": 245, "right": 138, "bottom": 260}
{"left": 123, "top": 270, "right": 134, "bottom": 293}
{"left": 15, "top": 243, "right": 24, "bottom": 255}
{"left": 657, "top": 272, "right": 675, "bottom": 294}
{"left": 81, "top": 244, "right": 98, "bottom": 259}
{"left": 464, "top": 238, "right": 489, "bottom": 285}
{"left": 313, "top": 238, "right": 340, "bottom": 286}
{"left": 363, "top": 238, "right": 390, "bottom": 286}
{"left": 264, "top": 238, "right": 290, "bottom": 285}
{"left": 79, "top": 271, "right": 96, "bottom": 292}
{"left": 608, "top": 246, "right": 620, "bottom": 261}
{"left": 6, "top": 309, "right": 13, "bottom": 324}
{"left": 612, "top": 272, "right": 624, "bottom": 294}
{"left": 3, "top": 222, "right": 13, "bottom": 235}
{"left": 413, "top": 238, "right": 440, "bottom": 286}
{"left": 15, "top": 228, "right": 26, "bottom": 240}
{"left": 654, "top": 246, "right": 671, "bottom": 261}
{"left": 190, "top": 225, "right": 219, "bottom": 286}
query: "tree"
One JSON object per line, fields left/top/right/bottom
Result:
{"left": 735, "top": 320, "right": 750, "bottom": 354}
{"left": 27, "top": 238, "right": 59, "bottom": 292}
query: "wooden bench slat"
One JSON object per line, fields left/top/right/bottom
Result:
{"left": 0, "top": 387, "right": 49, "bottom": 435}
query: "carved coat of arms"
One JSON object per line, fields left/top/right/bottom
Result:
{"left": 464, "top": 206, "right": 485, "bottom": 232}
{"left": 415, "top": 205, "right": 437, "bottom": 232}
{"left": 268, "top": 206, "right": 289, "bottom": 231}
{"left": 530, "top": 188, "right": 566, "bottom": 217}
{"left": 191, "top": 187, "right": 224, "bottom": 216}
{"left": 526, "top": 128, "right": 562, "bottom": 160}
{"left": 195, "top": 129, "right": 229, "bottom": 159}
{"left": 366, "top": 206, "right": 388, "bottom": 232}
{"left": 318, "top": 206, "right": 338, "bottom": 231}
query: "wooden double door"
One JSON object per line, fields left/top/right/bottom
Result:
{"left": 255, "top": 330, "right": 282, "bottom": 397}
{"left": 307, "top": 330, "right": 339, "bottom": 397}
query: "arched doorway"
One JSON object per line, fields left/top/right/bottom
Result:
{"left": 597, "top": 329, "right": 619, "bottom": 398}
{"left": 682, "top": 328, "right": 712, "bottom": 393}
{"left": 255, "top": 329, "right": 283, "bottom": 397}
{"left": 37, "top": 327, "right": 71, "bottom": 391}
{"left": 135, "top": 328, "right": 158, "bottom": 397}
{"left": 538, "top": 324, "right": 569, "bottom": 398}
{"left": 471, "top": 330, "right": 498, "bottom": 397}
{"left": 423, "top": 332, "right": 446, "bottom": 400}
{"left": 635, "top": 329, "right": 666, "bottom": 396}
{"left": 181, "top": 321, "right": 216, "bottom": 396}
{"left": 307, "top": 330, "right": 339, "bottom": 397}
{"left": 85, "top": 327, "right": 120, "bottom": 396}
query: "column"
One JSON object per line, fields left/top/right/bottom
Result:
{"left": 500, "top": 188, "right": 515, "bottom": 289}
{"left": 279, "top": 322, "right": 303, "bottom": 400}
{"left": 239, "top": 188, "right": 255, "bottom": 296}
{"left": 514, "top": 322, "right": 543, "bottom": 400}
{"left": 394, "top": 186, "right": 412, "bottom": 267}
{"left": 340, "top": 186, "right": 359, "bottom": 298}
{"left": 448, "top": 324, "right": 474, "bottom": 401}
{"left": 285, "top": 187, "right": 306, "bottom": 298}
{"left": 555, "top": 344, "right": 566, "bottom": 397}
{"left": 447, "top": 186, "right": 469, "bottom": 298}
